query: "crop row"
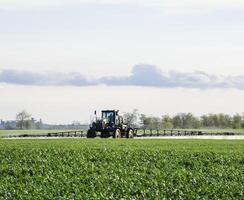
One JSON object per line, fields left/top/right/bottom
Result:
{"left": 0, "top": 139, "right": 244, "bottom": 199}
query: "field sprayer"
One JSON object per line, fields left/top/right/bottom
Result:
{"left": 87, "top": 110, "right": 135, "bottom": 138}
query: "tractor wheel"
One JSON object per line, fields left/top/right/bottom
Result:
{"left": 87, "top": 130, "right": 96, "bottom": 138}
{"left": 127, "top": 129, "right": 134, "bottom": 139}
{"left": 113, "top": 129, "right": 121, "bottom": 138}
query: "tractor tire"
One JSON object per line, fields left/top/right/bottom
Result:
{"left": 87, "top": 130, "right": 96, "bottom": 138}
{"left": 113, "top": 129, "right": 121, "bottom": 138}
{"left": 127, "top": 129, "right": 134, "bottom": 139}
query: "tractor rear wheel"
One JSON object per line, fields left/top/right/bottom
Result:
{"left": 87, "top": 130, "right": 96, "bottom": 138}
{"left": 127, "top": 129, "right": 134, "bottom": 138}
{"left": 113, "top": 129, "right": 121, "bottom": 138}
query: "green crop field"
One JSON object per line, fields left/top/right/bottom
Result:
{"left": 0, "top": 139, "right": 244, "bottom": 199}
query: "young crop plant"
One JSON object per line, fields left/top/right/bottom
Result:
{"left": 0, "top": 139, "right": 244, "bottom": 199}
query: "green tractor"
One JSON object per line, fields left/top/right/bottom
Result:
{"left": 87, "top": 110, "right": 135, "bottom": 138}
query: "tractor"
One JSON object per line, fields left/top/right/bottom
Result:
{"left": 87, "top": 110, "right": 135, "bottom": 138}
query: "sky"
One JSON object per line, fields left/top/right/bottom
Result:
{"left": 1, "top": 0, "right": 244, "bottom": 124}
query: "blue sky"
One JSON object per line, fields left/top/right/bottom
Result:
{"left": 1, "top": 1, "right": 244, "bottom": 123}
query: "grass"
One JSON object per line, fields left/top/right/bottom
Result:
{"left": 0, "top": 139, "right": 244, "bottom": 199}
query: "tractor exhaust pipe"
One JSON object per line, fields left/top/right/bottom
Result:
{"left": 94, "top": 110, "right": 97, "bottom": 121}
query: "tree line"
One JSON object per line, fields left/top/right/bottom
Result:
{"left": 5, "top": 109, "right": 244, "bottom": 130}
{"left": 139, "top": 113, "right": 244, "bottom": 130}
{"left": 124, "top": 110, "right": 244, "bottom": 130}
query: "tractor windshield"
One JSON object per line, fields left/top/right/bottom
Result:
{"left": 101, "top": 111, "right": 114, "bottom": 122}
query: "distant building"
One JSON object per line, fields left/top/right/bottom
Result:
{"left": 0, "top": 120, "right": 4, "bottom": 129}
{"left": 0, "top": 118, "right": 88, "bottom": 130}
{"left": 35, "top": 119, "right": 43, "bottom": 129}
{"left": 2, "top": 120, "right": 17, "bottom": 129}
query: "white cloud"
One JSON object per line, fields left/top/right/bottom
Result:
{"left": 1, "top": 0, "right": 244, "bottom": 12}
{"left": 2, "top": 65, "right": 244, "bottom": 90}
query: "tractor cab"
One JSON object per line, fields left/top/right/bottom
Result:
{"left": 101, "top": 110, "right": 116, "bottom": 124}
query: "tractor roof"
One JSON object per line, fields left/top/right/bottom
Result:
{"left": 102, "top": 110, "right": 117, "bottom": 112}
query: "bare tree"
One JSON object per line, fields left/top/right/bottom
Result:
{"left": 123, "top": 109, "right": 139, "bottom": 128}
{"left": 16, "top": 110, "right": 32, "bottom": 129}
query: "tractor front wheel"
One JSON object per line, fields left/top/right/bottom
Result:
{"left": 113, "top": 129, "right": 121, "bottom": 138}
{"left": 127, "top": 129, "right": 134, "bottom": 138}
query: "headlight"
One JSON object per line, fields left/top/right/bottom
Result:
{"left": 103, "top": 118, "right": 108, "bottom": 124}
